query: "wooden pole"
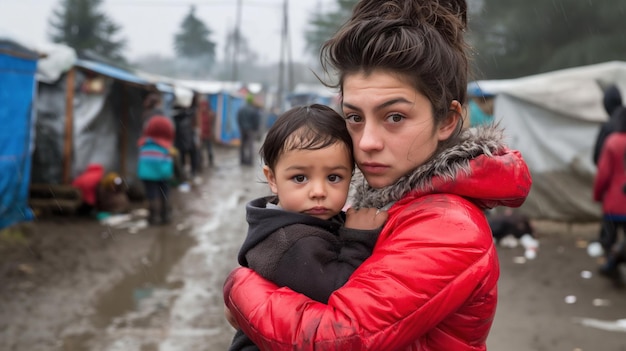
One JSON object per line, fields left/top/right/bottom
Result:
{"left": 119, "top": 84, "right": 129, "bottom": 177}
{"left": 62, "top": 68, "right": 75, "bottom": 184}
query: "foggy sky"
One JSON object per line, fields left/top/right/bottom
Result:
{"left": 0, "top": 0, "right": 333, "bottom": 63}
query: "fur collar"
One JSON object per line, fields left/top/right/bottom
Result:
{"left": 351, "top": 125, "right": 508, "bottom": 209}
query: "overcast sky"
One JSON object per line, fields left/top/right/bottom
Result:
{"left": 0, "top": 0, "right": 335, "bottom": 63}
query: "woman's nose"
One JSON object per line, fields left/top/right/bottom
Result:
{"left": 358, "top": 122, "right": 383, "bottom": 152}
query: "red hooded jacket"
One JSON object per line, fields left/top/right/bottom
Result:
{"left": 224, "top": 127, "right": 531, "bottom": 350}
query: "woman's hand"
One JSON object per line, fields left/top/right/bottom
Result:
{"left": 344, "top": 207, "right": 388, "bottom": 230}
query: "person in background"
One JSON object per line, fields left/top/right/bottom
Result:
{"left": 228, "top": 104, "right": 387, "bottom": 351}
{"left": 71, "top": 163, "right": 105, "bottom": 215}
{"left": 96, "top": 172, "right": 130, "bottom": 214}
{"left": 223, "top": 0, "right": 531, "bottom": 349}
{"left": 199, "top": 98, "right": 216, "bottom": 168}
{"left": 236, "top": 94, "right": 261, "bottom": 166}
{"left": 466, "top": 82, "right": 495, "bottom": 127}
{"left": 593, "top": 84, "right": 624, "bottom": 165}
{"left": 173, "top": 104, "right": 199, "bottom": 182}
{"left": 137, "top": 116, "right": 176, "bottom": 225}
{"left": 142, "top": 92, "right": 165, "bottom": 127}
{"left": 593, "top": 107, "right": 626, "bottom": 285}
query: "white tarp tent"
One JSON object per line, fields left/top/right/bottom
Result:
{"left": 474, "top": 61, "right": 626, "bottom": 222}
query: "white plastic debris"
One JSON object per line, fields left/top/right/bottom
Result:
{"left": 499, "top": 234, "right": 519, "bottom": 248}
{"left": 580, "top": 270, "right": 593, "bottom": 279}
{"left": 592, "top": 298, "right": 611, "bottom": 307}
{"left": 587, "top": 242, "right": 604, "bottom": 258}
{"left": 565, "top": 295, "right": 577, "bottom": 304}
{"left": 520, "top": 234, "right": 539, "bottom": 260}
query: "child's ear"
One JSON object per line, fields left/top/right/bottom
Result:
{"left": 262, "top": 166, "right": 278, "bottom": 194}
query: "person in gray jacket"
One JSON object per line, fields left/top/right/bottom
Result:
{"left": 236, "top": 95, "right": 261, "bottom": 165}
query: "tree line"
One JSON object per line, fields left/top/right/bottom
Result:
{"left": 49, "top": 0, "right": 626, "bottom": 80}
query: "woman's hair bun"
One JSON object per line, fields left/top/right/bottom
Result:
{"left": 351, "top": 0, "right": 467, "bottom": 30}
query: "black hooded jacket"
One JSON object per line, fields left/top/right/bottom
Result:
{"left": 229, "top": 196, "right": 380, "bottom": 351}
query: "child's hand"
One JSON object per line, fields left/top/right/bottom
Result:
{"left": 224, "top": 305, "right": 239, "bottom": 330}
{"left": 344, "top": 207, "right": 388, "bottom": 230}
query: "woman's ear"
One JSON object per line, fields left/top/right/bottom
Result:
{"left": 263, "top": 166, "right": 278, "bottom": 194}
{"left": 437, "top": 100, "right": 463, "bottom": 141}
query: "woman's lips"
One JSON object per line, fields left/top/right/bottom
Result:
{"left": 359, "top": 162, "right": 388, "bottom": 175}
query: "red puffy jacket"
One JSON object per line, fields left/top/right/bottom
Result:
{"left": 224, "top": 127, "right": 531, "bottom": 350}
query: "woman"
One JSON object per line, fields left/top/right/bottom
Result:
{"left": 224, "top": 0, "right": 531, "bottom": 349}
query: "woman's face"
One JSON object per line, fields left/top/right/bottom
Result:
{"left": 342, "top": 70, "right": 458, "bottom": 189}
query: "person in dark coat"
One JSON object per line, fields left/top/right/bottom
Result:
{"left": 236, "top": 95, "right": 261, "bottom": 166}
{"left": 173, "top": 105, "right": 199, "bottom": 180}
{"left": 228, "top": 104, "right": 387, "bottom": 351}
{"left": 593, "top": 84, "right": 624, "bottom": 165}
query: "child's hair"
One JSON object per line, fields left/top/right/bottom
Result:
{"left": 260, "top": 104, "right": 354, "bottom": 171}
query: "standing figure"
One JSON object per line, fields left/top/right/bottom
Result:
{"left": 173, "top": 105, "right": 199, "bottom": 180}
{"left": 224, "top": 0, "right": 532, "bottom": 349}
{"left": 593, "top": 107, "right": 626, "bottom": 284}
{"left": 137, "top": 116, "right": 176, "bottom": 225}
{"left": 593, "top": 84, "right": 624, "bottom": 165}
{"left": 199, "top": 98, "right": 216, "bottom": 168}
{"left": 228, "top": 104, "right": 387, "bottom": 351}
{"left": 237, "top": 94, "right": 261, "bottom": 166}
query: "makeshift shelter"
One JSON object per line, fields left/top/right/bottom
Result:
{"left": 177, "top": 80, "right": 251, "bottom": 145}
{"left": 473, "top": 61, "right": 626, "bottom": 222}
{"left": 0, "top": 37, "right": 39, "bottom": 229}
{"left": 31, "top": 46, "right": 158, "bottom": 213}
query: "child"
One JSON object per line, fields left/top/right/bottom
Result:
{"left": 228, "top": 104, "right": 388, "bottom": 351}
{"left": 137, "top": 115, "right": 176, "bottom": 225}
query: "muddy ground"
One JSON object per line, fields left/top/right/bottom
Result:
{"left": 1, "top": 145, "right": 625, "bottom": 351}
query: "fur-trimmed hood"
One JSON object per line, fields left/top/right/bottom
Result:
{"left": 351, "top": 125, "right": 531, "bottom": 209}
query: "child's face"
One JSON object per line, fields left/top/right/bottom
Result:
{"left": 263, "top": 142, "right": 353, "bottom": 220}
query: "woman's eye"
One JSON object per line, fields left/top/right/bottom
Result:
{"left": 292, "top": 175, "right": 307, "bottom": 183}
{"left": 344, "top": 114, "right": 363, "bottom": 123}
{"left": 328, "top": 174, "right": 342, "bottom": 183}
{"left": 386, "top": 113, "right": 404, "bottom": 123}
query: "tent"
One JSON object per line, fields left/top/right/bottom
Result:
{"left": 32, "top": 46, "right": 158, "bottom": 189}
{"left": 473, "top": 61, "right": 626, "bottom": 222}
{"left": 0, "top": 38, "right": 39, "bottom": 229}
{"left": 176, "top": 80, "right": 253, "bottom": 145}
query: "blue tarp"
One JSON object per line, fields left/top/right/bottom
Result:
{"left": 0, "top": 48, "right": 38, "bottom": 229}
{"left": 208, "top": 92, "right": 244, "bottom": 145}
{"left": 75, "top": 59, "right": 153, "bottom": 87}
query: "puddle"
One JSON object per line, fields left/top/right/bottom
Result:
{"left": 90, "top": 226, "right": 196, "bottom": 329}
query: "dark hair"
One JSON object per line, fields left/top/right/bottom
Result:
{"left": 260, "top": 104, "right": 354, "bottom": 171}
{"left": 320, "top": 0, "right": 469, "bottom": 136}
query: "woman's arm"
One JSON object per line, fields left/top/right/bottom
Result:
{"left": 224, "top": 197, "right": 497, "bottom": 350}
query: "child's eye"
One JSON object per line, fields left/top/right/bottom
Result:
{"left": 328, "top": 174, "right": 342, "bottom": 183}
{"left": 292, "top": 175, "right": 307, "bottom": 183}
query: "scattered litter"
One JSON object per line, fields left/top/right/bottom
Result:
{"left": 580, "top": 270, "right": 593, "bottom": 279}
{"left": 131, "top": 208, "right": 149, "bottom": 218}
{"left": 520, "top": 234, "right": 539, "bottom": 260}
{"left": 575, "top": 239, "right": 589, "bottom": 249}
{"left": 565, "top": 295, "right": 577, "bottom": 304}
{"left": 575, "top": 317, "right": 626, "bottom": 333}
{"left": 499, "top": 234, "right": 519, "bottom": 248}
{"left": 586, "top": 242, "right": 604, "bottom": 258}
{"left": 592, "top": 298, "right": 611, "bottom": 307}
{"left": 99, "top": 214, "right": 132, "bottom": 227}
{"left": 178, "top": 182, "right": 191, "bottom": 193}
{"left": 513, "top": 256, "right": 527, "bottom": 264}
